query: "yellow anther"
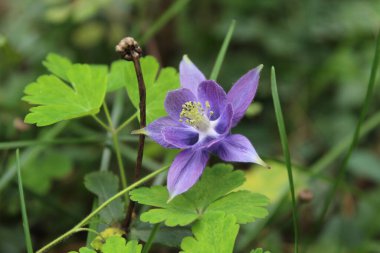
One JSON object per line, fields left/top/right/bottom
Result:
{"left": 205, "top": 101, "right": 211, "bottom": 109}
{"left": 178, "top": 100, "right": 210, "bottom": 130}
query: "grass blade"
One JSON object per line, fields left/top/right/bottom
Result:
{"left": 209, "top": 20, "right": 236, "bottom": 81}
{"left": 140, "top": 0, "right": 190, "bottom": 45}
{"left": 318, "top": 31, "right": 380, "bottom": 222}
{"left": 271, "top": 67, "right": 299, "bottom": 253}
{"left": 0, "top": 122, "right": 67, "bottom": 192}
{"left": 16, "top": 149, "right": 34, "bottom": 253}
{"left": 141, "top": 223, "right": 161, "bottom": 253}
{"left": 310, "top": 111, "right": 380, "bottom": 177}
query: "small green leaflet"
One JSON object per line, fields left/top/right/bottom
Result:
{"left": 110, "top": 56, "right": 179, "bottom": 123}
{"left": 69, "top": 236, "right": 142, "bottom": 253}
{"left": 180, "top": 212, "right": 239, "bottom": 253}
{"left": 102, "top": 237, "right": 142, "bottom": 253}
{"left": 131, "top": 185, "right": 197, "bottom": 226}
{"left": 23, "top": 53, "right": 107, "bottom": 126}
{"left": 206, "top": 191, "right": 269, "bottom": 224}
{"left": 130, "top": 164, "right": 269, "bottom": 227}
{"left": 84, "top": 171, "right": 125, "bottom": 224}
{"left": 43, "top": 53, "right": 72, "bottom": 81}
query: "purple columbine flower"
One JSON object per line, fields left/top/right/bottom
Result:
{"left": 139, "top": 56, "right": 268, "bottom": 200}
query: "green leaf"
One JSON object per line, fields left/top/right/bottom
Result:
{"left": 84, "top": 171, "right": 124, "bottom": 224}
{"left": 107, "top": 60, "right": 127, "bottom": 92}
{"left": 123, "top": 56, "right": 180, "bottom": 123}
{"left": 130, "top": 164, "right": 269, "bottom": 226}
{"left": 102, "top": 237, "right": 142, "bottom": 253}
{"left": 23, "top": 54, "right": 108, "bottom": 126}
{"left": 130, "top": 186, "right": 197, "bottom": 226}
{"left": 22, "top": 151, "right": 72, "bottom": 194}
{"left": 42, "top": 53, "right": 72, "bottom": 81}
{"left": 180, "top": 212, "right": 239, "bottom": 253}
{"left": 207, "top": 191, "right": 269, "bottom": 224}
{"left": 184, "top": 163, "right": 246, "bottom": 208}
{"left": 69, "top": 237, "right": 141, "bottom": 253}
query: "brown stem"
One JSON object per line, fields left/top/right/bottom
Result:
{"left": 116, "top": 37, "right": 146, "bottom": 230}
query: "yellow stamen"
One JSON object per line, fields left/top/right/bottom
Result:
{"left": 179, "top": 101, "right": 210, "bottom": 131}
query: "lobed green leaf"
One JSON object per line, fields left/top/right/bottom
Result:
{"left": 207, "top": 190, "right": 269, "bottom": 224}
{"left": 122, "top": 56, "right": 180, "bottom": 123}
{"left": 102, "top": 237, "right": 142, "bottom": 253}
{"left": 180, "top": 212, "right": 239, "bottom": 253}
{"left": 43, "top": 53, "right": 72, "bottom": 81}
{"left": 23, "top": 54, "right": 107, "bottom": 126}
{"left": 130, "top": 164, "right": 269, "bottom": 227}
{"left": 69, "top": 236, "right": 142, "bottom": 253}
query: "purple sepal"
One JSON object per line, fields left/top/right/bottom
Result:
{"left": 145, "top": 116, "right": 182, "bottom": 148}
{"left": 164, "top": 88, "right": 197, "bottom": 121}
{"left": 197, "top": 80, "right": 227, "bottom": 120}
{"left": 227, "top": 65, "right": 262, "bottom": 126}
{"left": 167, "top": 149, "right": 210, "bottom": 199}
{"left": 179, "top": 56, "right": 206, "bottom": 96}
{"left": 214, "top": 103, "right": 233, "bottom": 135}
{"left": 210, "top": 134, "right": 266, "bottom": 166}
{"left": 162, "top": 126, "right": 199, "bottom": 148}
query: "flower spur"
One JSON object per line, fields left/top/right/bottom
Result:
{"left": 135, "top": 56, "right": 268, "bottom": 200}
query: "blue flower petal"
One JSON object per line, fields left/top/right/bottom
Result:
{"left": 197, "top": 80, "right": 227, "bottom": 120}
{"left": 145, "top": 116, "right": 183, "bottom": 148}
{"left": 164, "top": 88, "right": 197, "bottom": 121}
{"left": 227, "top": 65, "right": 262, "bottom": 126}
{"left": 214, "top": 103, "right": 233, "bottom": 134}
{"left": 179, "top": 55, "right": 206, "bottom": 96}
{"left": 167, "top": 149, "right": 210, "bottom": 199}
{"left": 162, "top": 126, "right": 199, "bottom": 148}
{"left": 210, "top": 134, "right": 268, "bottom": 167}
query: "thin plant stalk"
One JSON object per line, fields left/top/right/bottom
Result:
{"left": 0, "top": 135, "right": 139, "bottom": 150}
{"left": 102, "top": 101, "right": 113, "bottom": 127}
{"left": 0, "top": 122, "right": 67, "bottom": 191}
{"left": 310, "top": 111, "right": 380, "bottom": 177}
{"left": 87, "top": 92, "right": 125, "bottom": 245}
{"left": 115, "top": 111, "right": 139, "bottom": 134}
{"left": 92, "top": 115, "right": 112, "bottom": 132}
{"left": 112, "top": 133, "right": 128, "bottom": 190}
{"left": 116, "top": 37, "right": 147, "bottom": 229}
{"left": 16, "top": 149, "right": 34, "bottom": 253}
{"left": 318, "top": 31, "right": 380, "bottom": 222}
{"left": 36, "top": 165, "right": 169, "bottom": 253}
{"left": 271, "top": 67, "right": 299, "bottom": 253}
{"left": 141, "top": 223, "right": 161, "bottom": 253}
{"left": 209, "top": 20, "right": 236, "bottom": 81}
{"left": 94, "top": 99, "right": 129, "bottom": 192}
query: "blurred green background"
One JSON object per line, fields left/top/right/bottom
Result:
{"left": 1, "top": 0, "right": 380, "bottom": 252}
